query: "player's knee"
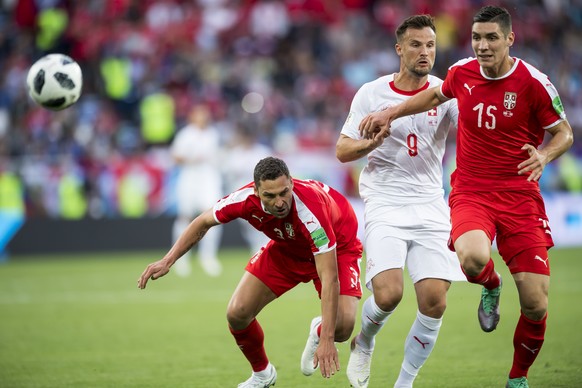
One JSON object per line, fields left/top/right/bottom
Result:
{"left": 334, "top": 320, "right": 355, "bottom": 342}
{"left": 520, "top": 296, "right": 548, "bottom": 321}
{"left": 419, "top": 299, "right": 447, "bottom": 319}
{"left": 459, "top": 256, "right": 487, "bottom": 277}
{"left": 373, "top": 286, "right": 403, "bottom": 312}
{"left": 226, "top": 302, "right": 255, "bottom": 329}
{"left": 455, "top": 248, "right": 489, "bottom": 277}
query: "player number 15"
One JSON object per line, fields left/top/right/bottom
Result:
{"left": 473, "top": 103, "right": 497, "bottom": 130}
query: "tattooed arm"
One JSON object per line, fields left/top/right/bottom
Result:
{"left": 335, "top": 133, "right": 385, "bottom": 163}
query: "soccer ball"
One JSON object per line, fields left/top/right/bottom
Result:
{"left": 26, "top": 54, "right": 83, "bottom": 111}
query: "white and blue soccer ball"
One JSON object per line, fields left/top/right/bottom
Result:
{"left": 26, "top": 53, "right": 83, "bottom": 111}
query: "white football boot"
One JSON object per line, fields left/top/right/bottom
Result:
{"left": 347, "top": 335, "right": 374, "bottom": 388}
{"left": 237, "top": 363, "right": 277, "bottom": 388}
{"left": 300, "top": 316, "right": 322, "bottom": 376}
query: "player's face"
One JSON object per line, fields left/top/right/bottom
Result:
{"left": 255, "top": 175, "right": 294, "bottom": 219}
{"left": 396, "top": 27, "right": 436, "bottom": 77}
{"left": 472, "top": 22, "right": 514, "bottom": 77}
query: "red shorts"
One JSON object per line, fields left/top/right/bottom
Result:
{"left": 245, "top": 240, "right": 363, "bottom": 298}
{"left": 448, "top": 190, "right": 554, "bottom": 275}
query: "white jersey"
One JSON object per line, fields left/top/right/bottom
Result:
{"left": 171, "top": 124, "right": 222, "bottom": 183}
{"left": 171, "top": 124, "right": 222, "bottom": 215}
{"left": 341, "top": 74, "right": 458, "bottom": 205}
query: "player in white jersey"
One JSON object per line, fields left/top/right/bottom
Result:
{"left": 336, "top": 15, "right": 465, "bottom": 388}
{"left": 171, "top": 103, "right": 223, "bottom": 277}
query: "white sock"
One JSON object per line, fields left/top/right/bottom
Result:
{"left": 394, "top": 311, "right": 442, "bottom": 388}
{"left": 357, "top": 295, "right": 393, "bottom": 350}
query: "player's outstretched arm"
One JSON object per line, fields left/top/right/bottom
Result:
{"left": 359, "top": 86, "right": 447, "bottom": 141}
{"left": 313, "top": 249, "right": 340, "bottom": 378}
{"left": 517, "top": 120, "right": 574, "bottom": 182}
{"left": 137, "top": 209, "right": 220, "bottom": 289}
{"left": 336, "top": 134, "right": 384, "bottom": 163}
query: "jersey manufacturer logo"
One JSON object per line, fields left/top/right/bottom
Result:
{"left": 534, "top": 255, "right": 549, "bottom": 268}
{"left": 251, "top": 214, "right": 264, "bottom": 223}
{"left": 521, "top": 343, "right": 539, "bottom": 354}
{"left": 305, "top": 217, "right": 316, "bottom": 226}
{"left": 464, "top": 83, "right": 475, "bottom": 95}
{"left": 503, "top": 92, "right": 517, "bottom": 110}
{"left": 414, "top": 336, "right": 430, "bottom": 349}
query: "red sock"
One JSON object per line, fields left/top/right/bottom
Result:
{"left": 464, "top": 259, "right": 501, "bottom": 289}
{"left": 509, "top": 312, "right": 547, "bottom": 379}
{"left": 229, "top": 319, "right": 269, "bottom": 372}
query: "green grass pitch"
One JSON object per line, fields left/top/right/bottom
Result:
{"left": 1, "top": 247, "right": 581, "bottom": 387}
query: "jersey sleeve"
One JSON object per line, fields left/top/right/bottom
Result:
{"left": 212, "top": 187, "right": 254, "bottom": 224}
{"left": 444, "top": 97, "right": 459, "bottom": 130}
{"left": 440, "top": 67, "right": 457, "bottom": 100}
{"left": 294, "top": 181, "right": 337, "bottom": 255}
{"left": 340, "top": 83, "right": 371, "bottom": 139}
{"left": 440, "top": 57, "right": 474, "bottom": 99}
{"left": 531, "top": 75, "right": 567, "bottom": 128}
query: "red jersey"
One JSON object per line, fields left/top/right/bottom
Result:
{"left": 213, "top": 178, "right": 362, "bottom": 262}
{"left": 440, "top": 57, "right": 566, "bottom": 191}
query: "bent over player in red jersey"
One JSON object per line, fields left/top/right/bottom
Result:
{"left": 358, "top": 6, "right": 573, "bottom": 388}
{"left": 138, "top": 156, "right": 363, "bottom": 387}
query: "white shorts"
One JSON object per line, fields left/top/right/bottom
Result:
{"left": 363, "top": 199, "right": 466, "bottom": 289}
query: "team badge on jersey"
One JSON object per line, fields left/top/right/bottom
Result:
{"left": 504, "top": 92, "right": 517, "bottom": 110}
{"left": 285, "top": 222, "right": 295, "bottom": 239}
{"left": 427, "top": 107, "right": 438, "bottom": 125}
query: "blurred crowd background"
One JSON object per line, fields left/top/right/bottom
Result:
{"left": 1, "top": 0, "right": 581, "bottom": 221}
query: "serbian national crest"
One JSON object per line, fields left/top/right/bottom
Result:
{"left": 504, "top": 92, "right": 517, "bottom": 110}
{"left": 285, "top": 222, "right": 295, "bottom": 239}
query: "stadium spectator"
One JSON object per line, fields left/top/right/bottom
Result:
{"left": 358, "top": 6, "right": 574, "bottom": 387}
{"left": 337, "top": 14, "right": 465, "bottom": 388}
{"left": 170, "top": 103, "right": 223, "bottom": 277}
{"left": 137, "top": 156, "right": 363, "bottom": 387}
{"left": 1, "top": 0, "right": 580, "bottom": 220}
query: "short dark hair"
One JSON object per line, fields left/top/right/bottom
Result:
{"left": 395, "top": 15, "right": 436, "bottom": 43}
{"left": 253, "top": 157, "right": 290, "bottom": 186}
{"left": 473, "top": 6, "right": 512, "bottom": 36}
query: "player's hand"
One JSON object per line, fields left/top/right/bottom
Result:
{"left": 518, "top": 143, "right": 549, "bottom": 182}
{"left": 366, "top": 134, "right": 386, "bottom": 150}
{"left": 137, "top": 259, "right": 171, "bottom": 289}
{"left": 359, "top": 109, "right": 395, "bottom": 141}
{"left": 314, "top": 338, "right": 340, "bottom": 378}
